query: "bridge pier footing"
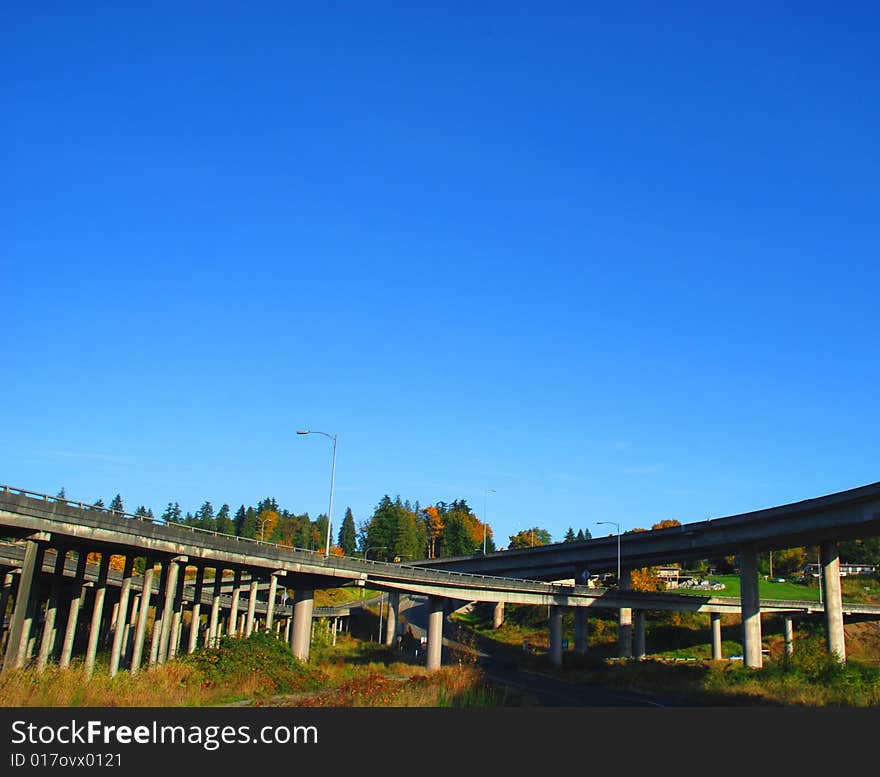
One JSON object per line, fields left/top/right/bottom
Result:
{"left": 426, "top": 596, "right": 445, "bottom": 670}
{"left": 291, "top": 590, "right": 314, "bottom": 661}
{"left": 549, "top": 606, "right": 563, "bottom": 667}
{"left": 739, "top": 545, "right": 763, "bottom": 668}
{"left": 711, "top": 612, "right": 723, "bottom": 660}
{"left": 820, "top": 540, "right": 846, "bottom": 662}
{"left": 574, "top": 608, "right": 588, "bottom": 655}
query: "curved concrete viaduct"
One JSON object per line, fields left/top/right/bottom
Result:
{"left": 2, "top": 483, "right": 879, "bottom": 675}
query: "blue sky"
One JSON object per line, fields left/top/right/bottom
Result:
{"left": 3, "top": 2, "right": 879, "bottom": 548}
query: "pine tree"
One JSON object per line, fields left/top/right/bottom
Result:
{"left": 162, "top": 502, "right": 181, "bottom": 524}
{"left": 338, "top": 507, "right": 357, "bottom": 555}
{"left": 110, "top": 494, "right": 124, "bottom": 516}
{"left": 564, "top": 527, "right": 576, "bottom": 543}
{"left": 216, "top": 504, "right": 234, "bottom": 535}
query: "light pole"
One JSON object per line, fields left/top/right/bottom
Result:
{"left": 483, "top": 489, "right": 495, "bottom": 554}
{"left": 363, "top": 546, "right": 387, "bottom": 599}
{"left": 258, "top": 515, "right": 272, "bottom": 543}
{"left": 597, "top": 521, "right": 621, "bottom": 586}
{"left": 296, "top": 430, "right": 337, "bottom": 557}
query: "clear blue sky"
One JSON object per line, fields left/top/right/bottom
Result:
{"left": 3, "top": 2, "right": 878, "bottom": 548}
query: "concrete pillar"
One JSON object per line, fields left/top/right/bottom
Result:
{"left": 711, "top": 612, "right": 723, "bottom": 660}
{"left": 37, "top": 548, "right": 68, "bottom": 671}
{"left": 158, "top": 557, "right": 186, "bottom": 663}
{"left": 784, "top": 614, "right": 795, "bottom": 656}
{"left": 549, "top": 606, "right": 563, "bottom": 667}
{"left": 245, "top": 577, "right": 259, "bottom": 637}
{"left": 228, "top": 570, "right": 242, "bottom": 637}
{"left": 820, "top": 540, "right": 846, "bottom": 662}
{"left": 149, "top": 560, "right": 169, "bottom": 666}
{"left": 426, "top": 596, "right": 444, "bottom": 671}
{"left": 59, "top": 552, "right": 88, "bottom": 669}
{"left": 130, "top": 560, "right": 156, "bottom": 674}
{"left": 123, "top": 593, "right": 140, "bottom": 662}
{"left": 633, "top": 610, "right": 646, "bottom": 660}
{"left": 493, "top": 601, "right": 505, "bottom": 629}
{"left": 109, "top": 556, "right": 135, "bottom": 676}
{"left": 290, "top": 590, "right": 314, "bottom": 661}
{"left": 207, "top": 570, "right": 222, "bottom": 647}
{"left": 618, "top": 568, "right": 633, "bottom": 659}
{"left": 84, "top": 553, "right": 112, "bottom": 677}
{"left": 3, "top": 540, "right": 46, "bottom": 672}
{"left": 739, "top": 545, "right": 763, "bottom": 668}
{"left": 384, "top": 592, "right": 400, "bottom": 646}
{"left": 167, "top": 567, "right": 186, "bottom": 660}
{"left": 187, "top": 566, "right": 205, "bottom": 654}
{"left": 0, "top": 572, "right": 16, "bottom": 651}
{"left": 332, "top": 617, "right": 338, "bottom": 646}
{"left": 265, "top": 572, "right": 281, "bottom": 631}
{"left": 574, "top": 608, "right": 588, "bottom": 655}
{"left": 283, "top": 617, "right": 291, "bottom": 643}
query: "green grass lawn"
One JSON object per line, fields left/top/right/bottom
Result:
{"left": 671, "top": 575, "right": 819, "bottom": 601}
{"left": 671, "top": 574, "right": 880, "bottom": 603}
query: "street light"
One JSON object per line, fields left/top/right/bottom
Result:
{"left": 258, "top": 514, "right": 273, "bottom": 543}
{"left": 597, "top": 521, "right": 621, "bottom": 586}
{"left": 296, "top": 430, "right": 337, "bottom": 557}
{"left": 364, "top": 546, "right": 387, "bottom": 561}
{"left": 482, "top": 489, "right": 496, "bottom": 554}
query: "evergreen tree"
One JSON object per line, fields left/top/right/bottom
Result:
{"left": 233, "top": 505, "right": 247, "bottom": 535}
{"left": 110, "top": 494, "right": 124, "bottom": 516}
{"left": 338, "top": 507, "right": 357, "bottom": 555}
{"left": 56, "top": 487, "right": 66, "bottom": 499}
{"left": 216, "top": 504, "right": 234, "bottom": 535}
{"left": 162, "top": 502, "right": 181, "bottom": 524}
{"left": 197, "top": 501, "right": 215, "bottom": 531}
{"left": 91, "top": 498, "right": 105, "bottom": 512}
{"left": 564, "top": 527, "right": 577, "bottom": 543}
{"left": 576, "top": 529, "right": 585, "bottom": 541}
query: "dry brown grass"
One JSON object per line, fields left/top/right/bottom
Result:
{"left": 0, "top": 664, "right": 209, "bottom": 707}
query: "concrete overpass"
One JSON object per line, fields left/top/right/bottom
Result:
{"left": 415, "top": 480, "right": 880, "bottom": 667}
{"left": 2, "top": 483, "right": 879, "bottom": 675}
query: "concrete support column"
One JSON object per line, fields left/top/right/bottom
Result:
{"left": 493, "top": 601, "right": 505, "bottom": 629}
{"left": 384, "top": 592, "right": 400, "bottom": 646}
{"left": 167, "top": 566, "right": 186, "bottom": 661}
{"left": 59, "top": 552, "right": 88, "bottom": 669}
{"left": 426, "top": 596, "right": 445, "bottom": 671}
{"left": 37, "top": 548, "right": 68, "bottom": 671}
{"left": 109, "top": 556, "right": 135, "bottom": 676}
{"left": 84, "top": 553, "right": 112, "bottom": 677}
{"left": 159, "top": 557, "right": 186, "bottom": 663}
{"left": 149, "top": 561, "right": 169, "bottom": 666}
{"left": 618, "top": 568, "right": 633, "bottom": 659}
{"left": 123, "top": 593, "right": 139, "bottom": 663}
{"left": 245, "top": 577, "right": 259, "bottom": 637}
{"left": 633, "top": 610, "right": 646, "bottom": 660}
{"left": 290, "top": 590, "right": 314, "bottom": 661}
{"left": 265, "top": 572, "right": 281, "bottom": 631}
{"left": 549, "top": 606, "right": 563, "bottom": 667}
{"left": 3, "top": 539, "right": 46, "bottom": 672}
{"left": 711, "top": 613, "right": 723, "bottom": 660}
{"left": 187, "top": 566, "right": 205, "bottom": 654}
{"left": 739, "top": 545, "right": 763, "bottom": 668}
{"left": 820, "top": 540, "right": 846, "bottom": 662}
{"left": 332, "top": 617, "right": 338, "bottom": 646}
{"left": 228, "top": 570, "right": 242, "bottom": 637}
{"left": 784, "top": 615, "right": 795, "bottom": 656}
{"left": 207, "top": 571, "right": 222, "bottom": 647}
{"left": 283, "top": 618, "right": 291, "bottom": 644}
{"left": 574, "top": 608, "right": 588, "bottom": 655}
{"left": 0, "top": 572, "right": 16, "bottom": 652}
{"left": 130, "top": 560, "right": 156, "bottom": 674}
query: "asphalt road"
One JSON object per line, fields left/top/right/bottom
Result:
{"left": 400, "top": 597, "right": 696, "bottom": 707}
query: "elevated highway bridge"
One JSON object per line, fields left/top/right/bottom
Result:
{"left": 2, "top": 482, "right": 879, "bottom": 676}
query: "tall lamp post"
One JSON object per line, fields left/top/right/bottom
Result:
{"left": 482, "top": 488, "right": 496, "bottom": 554}
{"left": 597, "top": 521, "right": 621, "bottom": 586}
{"left": 296, "top": 430, "right": 337, "bottom": 557}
